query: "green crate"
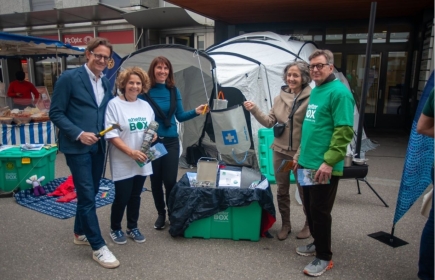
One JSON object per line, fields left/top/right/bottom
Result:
{"left": 184, "top": 201, "right": 262, "bottom": 241}
{"left": 258, "top": 128, "right": 295, "bottom": 184}
{"left": 0, "top": 147, "right": 57, "bottom": 192}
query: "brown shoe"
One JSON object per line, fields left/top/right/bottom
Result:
{"left": 277, "top": 225, "right": 291, "bottom": 240}
{"left": 296, "top": 223, "right": 311, "bottom": 239}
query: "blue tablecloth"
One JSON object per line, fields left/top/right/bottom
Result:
{"left": 1, "top": 121, "right": 56, "bottom": 145}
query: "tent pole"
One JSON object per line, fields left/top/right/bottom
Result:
{"left": 55, "top": 46, "right": 59, "bottom": 78}
{"left": 213, "top": 68, "right": 218, "bottom": 100}
{"left": 355, "top": 2, "right": 377, "bottom": 158}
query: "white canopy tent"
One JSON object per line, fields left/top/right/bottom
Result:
{"left": 119, "top": 45, "right": 216, "bottom": 155}
{"left": 207, "top": 32, "right": 318, "bottom": 159}
{"left": 118, "top": 32, "right": 375, "bottom": 168}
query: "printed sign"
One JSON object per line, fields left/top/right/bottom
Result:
{"left": 222, "top": 130, "right": 239, "bottom": 145}
{"left": 63, "top": 34, "right": 93, "bottom": 46}
{"left": 5, "top": 173, "right": 17, "bottom": 180}
{"left": 213, "top": 211, "right": 230, "bottom": 222}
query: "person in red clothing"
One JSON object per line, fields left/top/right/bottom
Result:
{"left": 7, "top": 70, "right": 40, "bottom": 109}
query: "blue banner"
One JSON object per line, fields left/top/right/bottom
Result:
{"left": 103, "top": 51, "right": 122, "bottom": 93}
{"left": 393, "top": 72, "right": 434, "bottom": 224}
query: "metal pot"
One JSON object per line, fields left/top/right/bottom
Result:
{"left": 344, "top": 155, "right": 353, "bottom": 167}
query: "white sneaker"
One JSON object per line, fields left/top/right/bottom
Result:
{"left": 73, "top": 234, "right": 90, "bottom": 246}
{"left": 92, "top": 245, "right": 120, "bottom": 269}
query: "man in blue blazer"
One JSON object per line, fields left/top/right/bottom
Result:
{"left": 49, "top": 37, "right": 119, "bottom": 269}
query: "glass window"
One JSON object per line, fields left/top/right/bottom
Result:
{"left": 292, "top": 29, "right": 323, "bottom": 42}
{"left": 390, "top": 32, "right": 409, "bottom": 43}
{"left": 174, "top": 36, "right": 190, "bottom": 46}
{"left": 372, "top": 32, "right": 387, "bottom": 44}
{"left": 197, "top": 35, "right": 205, "bottom": 50}
{"left": 346, "top": 26, "right": 388, "bottom": 44}
{"left": 383, "top": 52, "right": 408, "bottom": 114}
{"left": 346, "top": 54, "right": 381, "bottom": 114}
{"left": 346, "top": 27, "right": 368, "bottom": 44}
{"left": 325, "top": 28, "right": 343, "bottom": 44}
{"left": 333, "top": 52, "right": 342, "bottom": 71}
{"left": 30, "top": 0, "right": 54, "bottom": 12}
{"left": 389, "top": 25, "right": 410, "bottom": 43}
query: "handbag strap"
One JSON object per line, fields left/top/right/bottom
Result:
{"left": 289, "top": 95, "right": 308, "bottom": 120}
{"left": 142, "top": 86, "right": 177, "bottom": 128}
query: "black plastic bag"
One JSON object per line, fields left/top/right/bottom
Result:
{"left": 186, "top": 144, "right": 207, "bottom": 166}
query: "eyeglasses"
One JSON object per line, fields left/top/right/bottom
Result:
{"left": 308, "top": 63, "right": 330, "bottom": 71}
{"left": 90, "top": 51, "right": 110, "bottom": 62}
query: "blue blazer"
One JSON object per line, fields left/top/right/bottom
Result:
{"left": 49, "top": 65, "right": 112, "bottom": 154}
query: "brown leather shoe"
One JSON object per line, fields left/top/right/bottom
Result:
{"left": 296, "top": 223, "right": 311, "bottom": 239}
{"left": 277, "top": 225, "right": 291, "bottom": 240}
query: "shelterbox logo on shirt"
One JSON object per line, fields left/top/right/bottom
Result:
{"left": 305, "top": 104, "right": 318, "bottom": 122}
{"left": 128, "top": 117, "right": 148, "bottom": 132}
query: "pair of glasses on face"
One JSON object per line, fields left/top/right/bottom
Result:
{"left": 308, "top": 63, "right": 330, "bottom": 71}
{"left": 90, "top": 51, "right": 110, "bottom": 62}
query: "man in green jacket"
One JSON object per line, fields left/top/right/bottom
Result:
{"left": 294, "top": 49, "right": 354, "bottom": 277}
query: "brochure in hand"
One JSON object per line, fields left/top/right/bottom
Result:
{"left": 136, "top": 143, "right": 168, "bottom": 167}
{"left": 297, "top": 168, "right": 330, "bottom": 186}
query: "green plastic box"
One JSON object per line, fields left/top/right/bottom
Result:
{"left": 258, "top": 128, "right": 295, "bottom": 184}
{"left": 184, "top": 201, "right": 262, "bottom": 241}
{"left": 0, "top": 147, "right": 57, "bottom": 192}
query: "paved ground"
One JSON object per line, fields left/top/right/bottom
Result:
{"left": 0, "top": 130, "right": 430, "bottom": 280}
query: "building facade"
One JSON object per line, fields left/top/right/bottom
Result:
{"left": 0, "top": 0, "right": 214, "bottom": 106}
{"left": 166, "top": 0, "right": 433, "bottom": 130}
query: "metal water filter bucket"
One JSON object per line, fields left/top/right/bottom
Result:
{"left": 344, "top": 155, "right": 353, "bottom": 167}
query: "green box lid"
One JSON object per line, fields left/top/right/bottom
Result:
{"left": 0, "top": 146, "right": 57, "bottom": 158}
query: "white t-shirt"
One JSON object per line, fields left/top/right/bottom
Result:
{"left": 105, "top": 96, "right": 155, "bottom": 181}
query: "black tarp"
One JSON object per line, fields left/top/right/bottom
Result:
{"left": 168, "top": 172, "right": 276, "bottom": 237}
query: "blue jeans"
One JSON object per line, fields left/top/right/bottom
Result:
{"left": 65, "top": 144, "right": 105, "bottom": 251}
{"left": 418, "top": 168, "right": 434, "bottom": 280}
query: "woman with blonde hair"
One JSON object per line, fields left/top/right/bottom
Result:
{"left": 105, "top": 66, "right": 156, "bottom": 244}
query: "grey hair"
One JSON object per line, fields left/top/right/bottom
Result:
{"left": 282, "top": 61, "right": 312, "bottom": 86}
{"left": 308, "top": 49, "right": 334, "bottom": 65}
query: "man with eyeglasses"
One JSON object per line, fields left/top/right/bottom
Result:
{"left": 50, "top": 37, "right": 120, "bottom": 269}
{"left": 294, "top": 49, "right": 354, "bottom": 277}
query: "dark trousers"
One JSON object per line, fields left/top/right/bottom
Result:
{"left": 13, "top": 103, "right": 29, "bottom": 110}
{"left": 418, "top": 169, "right": 434, "bottom": 280}
{"left": 111, "top": 175, "right": 147, "bottom": 231}
{"left": 65, "top": 143, "right": 105, "bottom": 251}
{"left": 150, "top": 137, "right": 180, "bottom": 216}
{"left": 273, "top": 151, "right": 293, "bottom": 227}
{"left": 302, "top": 173, "right": 340, "bottom": 261}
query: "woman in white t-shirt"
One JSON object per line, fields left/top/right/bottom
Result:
{"left": 104, "top": 67, "right": 156, "bottom": 245}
